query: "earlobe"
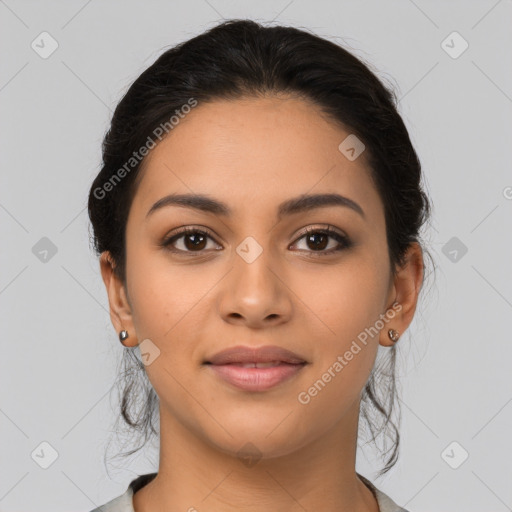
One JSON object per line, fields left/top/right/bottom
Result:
{"left": 99, "top": 251, "right": 138, "bottom": 347}
{"left": 380, "top": 242, "right": 424, "bottom": 347}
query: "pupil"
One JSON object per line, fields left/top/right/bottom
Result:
{"left": 185, "top": 233, "right": 206, "bottom": 250}
{"left": 308, "top": 233, "right": 327, "bottom": 250}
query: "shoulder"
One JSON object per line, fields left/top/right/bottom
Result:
{"left": 88, "top": 489, "right": 133, "bottom": 512}
{"left": 357, "top": 473, "right": 410, "bottom": 512}
{"left": 88, "top": 473, "right": 158, "bottom": 512}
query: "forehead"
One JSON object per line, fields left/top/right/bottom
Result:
{"left": 130, "top": 95, "right": 383, "bottom": 222}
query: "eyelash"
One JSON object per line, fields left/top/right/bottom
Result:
{"left": 160, "top": 225, "right": 352, "bottom": 257}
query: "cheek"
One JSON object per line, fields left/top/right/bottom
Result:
{"left": 293, "top": 253, "right": 389, "bottom": 344}
{"left": 291, "top": 253, "right": 388, "bottom": 396}
{"left": 126, "top": 246, "right": 210, "bottom": 341}
{"left": 125, "top": 252, "right": 214, "bottom": 403}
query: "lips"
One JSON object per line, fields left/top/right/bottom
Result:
{"left": 204, "top": 345, "right": 308, "bottom": 392}
{"left": 204, "top": 345, "right": 307, "bottom": 366}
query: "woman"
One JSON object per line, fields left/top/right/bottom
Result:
{"left": 88, "top": 18, "right": 432, "bottom": 512}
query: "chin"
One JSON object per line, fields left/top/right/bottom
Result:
{"left": 202, "top": 417, "right": 314, "bottom": 462}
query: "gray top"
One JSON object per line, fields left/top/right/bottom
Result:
{"left": 89, "top": 472, "right": 409, "bottom": 512}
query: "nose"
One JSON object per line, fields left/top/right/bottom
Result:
{"left": 217, "top": 244, "right": 293, "bottom": 329}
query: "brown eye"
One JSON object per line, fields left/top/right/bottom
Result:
{"left": 162, "top": 227, "right": 221, "bottom": 254}
{"left": 305, "top": 232, "right": 329, "bottom": 251}
{"left": 291, "top": 227, "right": 352, "bottom": 255}
{"left": 182, "top": 232, "right": 207, "bottom": 251}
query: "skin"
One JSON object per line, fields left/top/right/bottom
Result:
{"left": 100, "top": 94, "right": 424, "bottom": 512}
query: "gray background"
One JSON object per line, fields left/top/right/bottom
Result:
{"left": 1, "top": 1, "right": 511, "bottom": 511}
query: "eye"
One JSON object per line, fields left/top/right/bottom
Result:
{"left": 161, "top": 226, "right": 222, "bottom": 254}
{"left": 290, "top": 225, "right": 352, "bottom": 255}
{"left": 161, "top": 225, "right": 352, "bottom": 257}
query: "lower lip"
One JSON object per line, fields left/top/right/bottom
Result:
{"left": 206, "top": 363, "right": 306, "bottom": 392}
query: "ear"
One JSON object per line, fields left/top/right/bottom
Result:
{"left": 380, "top": 242, "right": 424, "bottom": 347}
{"left": 99, "top": 251, "right": 138, "bottom": 347}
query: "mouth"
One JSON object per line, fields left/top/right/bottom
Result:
{"left": 204, "top": 345, "right": 308, "bottom": 366}
{"left": 212, "top": 361, "right": 300, "bottom": 368}
{"left": 205, "top": 361, "right": 307, "bottom": 392}
{"left": 203, "top": 345, "right": 308, "bottom": 392}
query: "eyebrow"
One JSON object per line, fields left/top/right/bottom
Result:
{"left": 146, "top": 192, "right": 365, "bottom": 220}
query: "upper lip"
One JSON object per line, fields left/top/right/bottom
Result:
{"left": 205, "top": 345, "right": 307, "bottom": 365}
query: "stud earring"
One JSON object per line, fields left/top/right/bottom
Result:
{"left": 388, "top": 329, "right": 400, "bottom": 343}
{"left": 119, "top": 330, "right": 129, "bottom": 344}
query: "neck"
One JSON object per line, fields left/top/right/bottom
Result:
{"left": 133, "top": 400, "right": 379, "bottom": 512}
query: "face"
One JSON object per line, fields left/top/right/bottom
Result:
{"left": 101, "top": 94, "right": 420, "bottom": 460}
